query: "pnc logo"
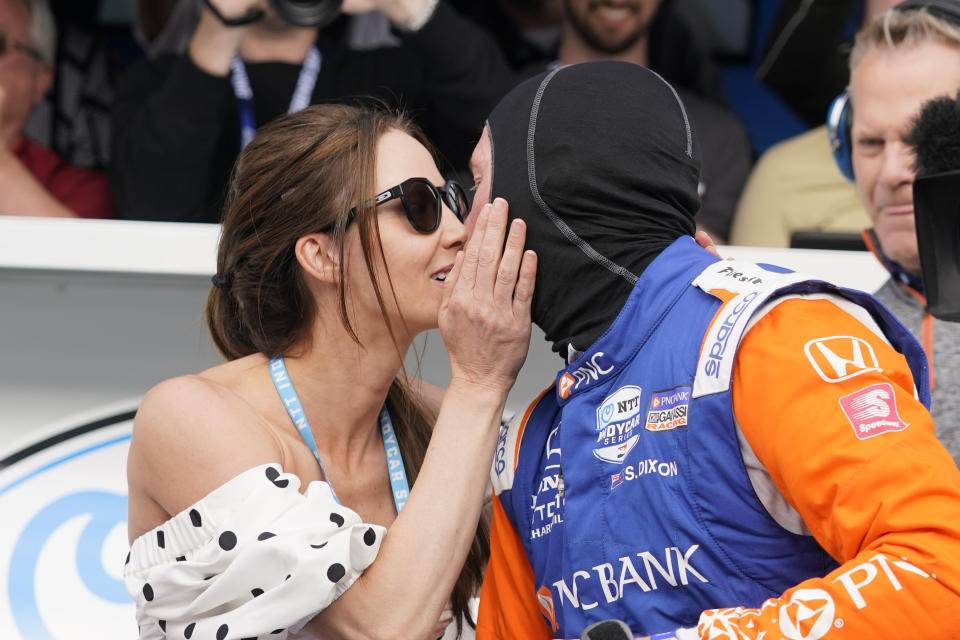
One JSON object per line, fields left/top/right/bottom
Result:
{"left": 804, "top": 336, "right": 880, "bottom": 383}
{"left": 557, "top": 353, "right": 613, "bottom": 400}
{"left": 536, "top": 585, "right": 558, "bottom": 632}
{"left": 558, "top": 374, "right": 575, "bottom": 400}
{"left": 778, "top": 588, "right": 836, "bottom": 640}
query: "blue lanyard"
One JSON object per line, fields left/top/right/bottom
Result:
{"left": 230, "top": 45, "right": 322, "bottom": 150}
{"left": 269, "top": 356, "right": 410, "bottom": 513}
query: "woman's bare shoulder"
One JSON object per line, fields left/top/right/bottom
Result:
{"left": 129, "top": 371, "right": 284, "bottom": 517}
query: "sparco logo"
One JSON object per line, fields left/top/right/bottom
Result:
{"left": 704, "top": 292, "right": 758, "bottom": 378}
{"left": 551, "top": 544, "right": 709, "bottom": 612}
{"left": 494, "top": 421, "right": 509, "bottom": 476}
{"left": 558, "top": 352, "right": 613, "bottom": 399}
{"left": 779, "top": 588, "right": 836, "bottom": 640}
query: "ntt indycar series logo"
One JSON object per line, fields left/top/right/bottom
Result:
{"left": 0, "top": 402, "right": 137, "bottom": 639}
{"left": 645, "top": 386, "right": 691, "bottom": 432}
{"left": 594, "top": 386, "right": 643, "bottom": 464}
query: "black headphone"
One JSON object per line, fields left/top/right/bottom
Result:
{"left": 827, "top": 0, "right": 960, "bottom": 181}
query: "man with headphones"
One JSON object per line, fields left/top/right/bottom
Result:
{"left": 827, "top": 0, "right": 960, "bottom": 463}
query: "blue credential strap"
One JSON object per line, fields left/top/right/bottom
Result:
{"left": 230, "top": 45, "right": 322, "bottom": 150}
{"left": 269, "top": 356, "right": 410, "bottom": 513}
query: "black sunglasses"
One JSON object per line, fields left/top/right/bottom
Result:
{"left": 0, "top": 30, "right": 43, "bottom": 63}
{"left": 346, "top": 177, "right": 469, "bottom": 234}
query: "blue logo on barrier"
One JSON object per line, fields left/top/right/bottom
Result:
{"left": 0, "top": 421, "right": 133, "bottom": 640}
{"left": 9, "top": 491, "right": 127, "bottom": 639}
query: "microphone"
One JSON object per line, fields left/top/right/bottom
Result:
{"left": 906, "top": 91, "right": 960, "bottom": 321}
{"left": 581, "top": 619, "right": 634, "bottom": 640}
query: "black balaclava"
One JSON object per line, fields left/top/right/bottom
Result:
{"left": 486, "top": 61, "right": 701, "bottom": 357}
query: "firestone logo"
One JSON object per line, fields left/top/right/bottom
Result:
{"left": 716, "top": 265, "right": 763, "bottom": 285}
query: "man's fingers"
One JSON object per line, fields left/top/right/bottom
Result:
{"left": 694, "top": 229, "right": 720, "bottom": 258}
{"left": 512, "top": 250, "right": 537, "bottom": 318}
{"left": 458, "top": 203, "right": 489, "bottom": 289}
{"left": 474, "top": 198, "right": 508, "bottom": 295}
{"left": 440, "top": 250, "right": 464, "bottom": 307}
{"left": 494, "top": 218, "right": 526, "bottom": 307}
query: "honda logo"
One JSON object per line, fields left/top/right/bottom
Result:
{"left": 804, "top": 336, "right": 880, "bottom": 383}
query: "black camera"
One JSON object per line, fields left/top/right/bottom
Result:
{"left": 270, "top": 0, "right": 343, "bottom": 27}
{"left": 203, "top": 0, "right": 343, "bottom": 28}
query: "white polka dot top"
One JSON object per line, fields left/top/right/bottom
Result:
{"left": 124, "top": 464, "right": 385, "bottom": 639}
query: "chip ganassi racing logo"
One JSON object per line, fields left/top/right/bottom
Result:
{"left": 645, "top": 386, "right": 691, "bottom": 432}
{"left": 594, "top": 385, "right": 643, "bottom": 463}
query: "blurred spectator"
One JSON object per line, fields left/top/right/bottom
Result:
{"left": 756, "top": 0, "right": 901, "bottom": 127}
{"left": 22, "top": 0, "right": 126, "bottom": 172}
{"left": 450, "top": 0, "right": 563, "bottom": 72}
{"left": 848, "top": 2, "right": 960, "bottom": 461}
{"left": 731, "top": 0, "right": 902, "bottom": 249}
{"left": 530, "top": 0, "right": 752, "bottom": 242}
{"left": 110, "top": 0, "right": 514, "bottom": 223}
{"left": 730, "top": 126, "right": 867, "bottom": 247}
{"left": 0, "top": 0, "right": 114, "bottom": 218}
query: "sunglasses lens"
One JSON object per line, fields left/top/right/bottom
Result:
{"left": 447, "top": 182, "right": 469, "bottom": 222}
{"left": 404, "top": 179, "right": 440, "bottom": 232}
{"left": 0, "top": 33, "right": 6, "bottom": 57}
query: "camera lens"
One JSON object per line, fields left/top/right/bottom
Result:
{"left": 270, "top": 0, "right": 343, "bottom": 27}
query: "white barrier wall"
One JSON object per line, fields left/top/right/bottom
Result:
{"left": 0, "top": 217, "right": 889, "bottom": 639}
{"left": 0, "top": 217, "right": 890, "bottom": 445}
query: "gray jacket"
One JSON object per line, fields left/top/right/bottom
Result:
{"left": 874, "top": 278, "right": 960, "bottom": 465}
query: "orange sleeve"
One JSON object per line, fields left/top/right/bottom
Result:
{"left": 477, "top": 491, "right": 553, "bottom": 640}
{"left": 694, "top": 297, "right": 960, "bottom": 638}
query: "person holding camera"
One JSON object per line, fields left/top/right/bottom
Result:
{"left": 110, "top": 0, "right": 514, "bottom": 223}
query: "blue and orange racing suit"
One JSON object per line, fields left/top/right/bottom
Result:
{"left": 478, "top": 236, "right": 960, "bottom": 640}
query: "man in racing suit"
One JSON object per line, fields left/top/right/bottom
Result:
{"left": 470, "top": 60, "right": 960, "bottom": 640}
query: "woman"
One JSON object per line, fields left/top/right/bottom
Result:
{"left": 123, "top": 103, "right": 536, "bottom": 639}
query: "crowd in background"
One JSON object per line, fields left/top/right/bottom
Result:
{"left": 0, "top": 0, "right": 891, "bottom": 247}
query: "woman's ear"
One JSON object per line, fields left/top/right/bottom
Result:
{"left": 295, "top": 233, "right": 340, "bottom": 285}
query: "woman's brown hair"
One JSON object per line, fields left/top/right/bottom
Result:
{"left": 205, "top": 103, "right": 486, "bottom": 634}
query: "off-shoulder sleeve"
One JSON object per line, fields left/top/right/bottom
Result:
{"left": 124, "top": 463, "right": 385, "bottom": 639}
